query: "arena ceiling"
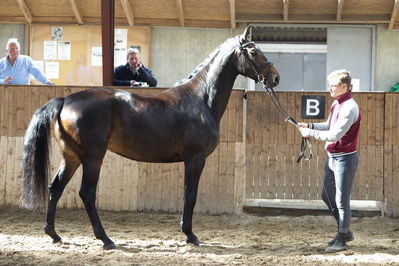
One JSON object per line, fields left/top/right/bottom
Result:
{"left": 1, "top": 0, "right": 398, "bottom": 30}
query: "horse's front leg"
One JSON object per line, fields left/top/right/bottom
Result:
{"left": 181, "top": 154, "right": 205, "bottom": 246}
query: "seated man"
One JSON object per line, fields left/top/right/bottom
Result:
{"left": 113, "top": 48, "right": 157, "bottom": 87}
{"left": 0, "top": 38, "right": 54, "bottom": 85}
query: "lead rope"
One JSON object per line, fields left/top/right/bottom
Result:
{"left": 262, "top": 85, "right": 313, "bottom": 162}
{"left": 262, "top": 84, "right": 335, "bottom": 212}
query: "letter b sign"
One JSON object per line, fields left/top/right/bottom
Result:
{"left": 301, "top": 95, "right": 325, "bottom": 119}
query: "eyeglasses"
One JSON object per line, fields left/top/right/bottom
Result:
{"left": 329, "top": 84, "right": 341, "bottom": 88}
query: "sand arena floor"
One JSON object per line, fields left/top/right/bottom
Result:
{"left": 1, "top": 207, "right": 399, "bottom": 265}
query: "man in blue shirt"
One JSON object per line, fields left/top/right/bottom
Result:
{"left": 113, "top": 48, "right": 157, "bottom": 87}
{"left": 0, "top": 38, "right": 54, "bottom": 85}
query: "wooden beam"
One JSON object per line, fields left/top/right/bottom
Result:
{"left": 15, "top": 0, "right": 32, "bottom": 24}
{"left": 337, "top": 0, "right": 345, "bottom": 21}
{"left": 120, "top": 0, "right": 134, "bottom": 26}
{"left": 176, "top": 0, "right": 184, "bottom": 27}
{"left": 69, "top": 0, "right": 83, "bottom": 24}
{"left": 283, "top": 0, "right": 289, "bottom": 21}
{"left": 388, "top": 0, "right": 399, "bottom": 30}
{"left": 229, "top": 0, "right": 236, "bottom": 29}
{"left": 101, "top": 0, "right": 115, "bottom": 86}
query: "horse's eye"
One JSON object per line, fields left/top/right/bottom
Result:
{"left": 250, "top": 50, "right": 257, "bottom": 57}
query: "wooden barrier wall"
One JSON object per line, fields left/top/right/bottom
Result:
{"left": 0, "top": 86, "right": 398, "bottom": 216}
{"left": 245, "top": 92, "right": 385, "bottom": 205}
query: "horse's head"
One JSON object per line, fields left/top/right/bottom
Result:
{"left": 237, "top": 25, "right": 280, "bottom": 89}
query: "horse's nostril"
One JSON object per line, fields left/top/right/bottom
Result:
{"left": 274, "top": 75, "right": 280, "bottom": 85}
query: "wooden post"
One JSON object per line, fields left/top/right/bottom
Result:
{"left": 101, "top": 0, "right": 115, "bottom": 86}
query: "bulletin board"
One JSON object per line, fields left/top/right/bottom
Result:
{"left": 30, "top": 25, "right": 150, "bottom": 86}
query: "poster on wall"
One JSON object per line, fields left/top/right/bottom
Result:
{"left": 91, "top": 47, "right": 102, "bottom": 66}
{"left": 114, "top": 29, "right": 127, "bottom": 67}
{"left": 45, "top": 61, "right": 59, "bottom": 79}
{"left": 51, "top": 27, "right": 63, "bottom": 41}
{"left": 58, "top": 41, "right": 71, "bottom": 60}
{"left": 44, "top": 41, "right": 57, "bottom": 60}
{"left": 114, "top": 29, "right": 127, "bottom": 49}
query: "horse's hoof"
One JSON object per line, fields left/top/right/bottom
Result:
{"left": 52, "top": 236, "right": 62, "bottom": 243}
{"left": 186, "top": 237, "right": 201, "bottom": 246}
{"left": 103, "top": 242, "right": 117, "bottom": 250}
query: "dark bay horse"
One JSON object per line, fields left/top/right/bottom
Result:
{"left": 21, "top": 25, "right": 279, "bottom": 249}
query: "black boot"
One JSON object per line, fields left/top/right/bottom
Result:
{"left": 327, "top": 230, "right": 354, "bottom": 246}
{"left": 325, "top": 233, "right": 348, "bottom": 253}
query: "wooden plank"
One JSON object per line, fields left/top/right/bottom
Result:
{"left": 367, "top": 94, "right": 376, "bottom": 145}
{"left": 145, "top": 162, "right": 154, "bottom": 211}
{"left": 0, "top": 85, "right": 4, "bottom": 135}
{"left": 235, "top": 90, "right": 244, "bottom": 142}
{"left": 375, "top": 94, "right": 384, "bottom": 145}
{"left": 246, "top": 91, "right": 255, "bottom": 144}
{"left": 69, "top": 0, "right": 84, "bottom": 24}
{"left": 393, "top": 94, "right": 399, "bottom": 146}
{"left": 5, "top": 137, "right": 15, "bottom": 204}
{"left": 388, "top": 0, "right": 399, "bottom": 30}
{"left": 356, "top": 145, "right": 368, "bottom": 200}
{"left": 0, "top": 137, "right": 7, "bottom": 205}
{"left": 227, "top": 91, "right": 237, "bottom": 142}
{"left": 252, "top": 143, "right": 261, "bottom": 199}
{"left": 15, "top": 87, "right": 25, "bottom": 136}
{"left": 225, "top": 142, "right": 236, "bottom": 212}
{"left": 137, "top": 162, "right": 146, "bottom": 211}
{"left": 114, "top": 156, "right": 124, "bottom": 211}
{"left": 8, "top": 87, "right": 17, "bottom": 136}
{"left": 245, "top": 144, "right": 254, "bottom": 199}
{"left": 366, "top": 146, "right": 376, "bottom": 200}
{"left": 253, "top": 92, "right": 263, "bottom": 144}
{"left": 160, "top": 164, "right": 170, "bottom": 212}
{"left": 384, "top": 146, "right": 393, "bottom": 216}
{"left": 260, "top": 143, "right": 268, "bottom": 199}
{"left": 277, "top": 92, "right": 288, "bottom": 145}
{"left": 233, "top": 142, "right": 245, "bottom": 214}
{"left": 176, "top": 0, "right": 185, "bottom": 27}
{"left": 169, "top": 162, "right": 179, "bottom": 213}
{"left": 359, "top": 93, "right": 368, "bottom": 145}
{"left": 177, "top": 161, "right": 184, "bottom": 212}
{"left": 393, "top": 146, "right": 399, "bottom": 216}
{"left": 217, "top": 142, "right": 228, "bottom": 213}
{"left": 229, "top": 0, "right": 236, "bottom": 28}
{"left": 13, "top": 137, "right": 23, "bottom": 204}
{"left": 130, "top": 160, "right": 139, "bottom": 211}
{"left": 268, "top": 144, "right": 277, "bottom": 199}
{"left": 153, "top": 163, "right": 162, "bottom": 211}
{"left": 375, "top": 146, "right": 384, "bottom": 201}
{"left": 286, "top": 92, "right": 296, "bottom": 144}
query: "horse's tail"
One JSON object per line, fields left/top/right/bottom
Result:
{"left": 21, "top": 97, "right": 65, "bottom": 210}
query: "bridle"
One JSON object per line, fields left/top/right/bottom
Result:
{"left": 238, "top": 40, "right": 273, "bottom": 84}
{"left": 238, "top": 39, "right": 313, "bottom": 163}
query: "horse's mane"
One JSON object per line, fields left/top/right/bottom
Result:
{"left": 174, "top": 37, "right": 237, "bottom": 86}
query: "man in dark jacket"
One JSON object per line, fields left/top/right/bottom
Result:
{"left": 113, "top": 48, "right": 157, "bottom": 87}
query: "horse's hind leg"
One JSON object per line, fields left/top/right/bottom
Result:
{"left": 45, "top": 155, "right": 80, "bottom": 243}
{"left": 79, "top": 158, "right": 115, "bottom": 250}
{"left": 181, "top": 154, "right": 205, "bottom": 246}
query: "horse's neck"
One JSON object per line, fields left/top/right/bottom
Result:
{"left": 194, "top": 46, "right": 238, "bottom": 122}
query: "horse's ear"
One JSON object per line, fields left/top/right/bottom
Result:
{"left": 240, "top": 24, "right": 253, "bottom": 44}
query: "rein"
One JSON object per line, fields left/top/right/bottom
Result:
{"left": 264, "top": 86, "right": 313, "bottom": 163}
{"left": 238, "top": 38, "right": 312, "bottom": 163}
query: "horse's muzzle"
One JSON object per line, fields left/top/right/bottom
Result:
{"left": 265, "top": 72, "right": 280, "bottom": 88}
